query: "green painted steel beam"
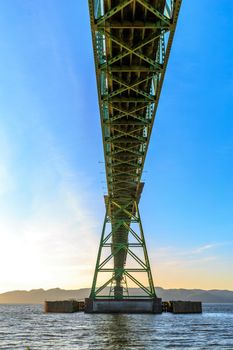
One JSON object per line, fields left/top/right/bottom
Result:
{"left": 102, "top": 31, "right": 163, "bottom": 69}
{"left": 107, "top": 149, "right": 144, "bottom": 157}
{"left": 88, "top": 0, "right": 183, "bottom": 300}
{"left": 136, "top": 0, "right": 171, "bottom": 25}
{"left": 106, "top": 97, "right": 154, "bottom": 103}
{"left": 107, "top": 66, "right": 160, "bottom": 73}
{"left": 107, "top": 170, "right": 139, "bottom": 177}
{"left": 110, "top": 107, "right": 150, "bottom": 123}
{"left": 105, "top": 120, "right": 150, "bottom": 126}
{"left": 99, "top": 269, "right": 148, "bottom": 272}
{"left": 109, "top": 161, "right": 142, "bottom": 169}
{"left": 97, "top": 20, "right": 170, "bottom": 29}
{"left": 96, "top": 0, "right": 134, "bottom": 25}
{"left": 107, "top": 74, "right": 155, "bottom": 101}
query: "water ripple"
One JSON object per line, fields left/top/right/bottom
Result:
{"left": 0, "top": 304, "right": 233, "bottom": 349}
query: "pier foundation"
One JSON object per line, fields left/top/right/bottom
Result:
{"left": 45, "top": 300, "right": 84, "bottom": 313}
{"left": 84, "top": 298, "right": 162, "bottom": 314}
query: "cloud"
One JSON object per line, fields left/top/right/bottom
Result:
{"left": 0, "top": 30, "right": 104, "bottom": 292}
{"left": 192, "top": 241, "right": 233, "bottom": 254}
{"left": 192, "top": 244, "right": 217, "bottom": 254}
{"left": 0, "top": 128, "right": 103, "bottom": 293}
{"left": 0, "top": 172, "right": 101, "bottom": 292}
{"left": 155, "top": 241, "right": 233, "bottom": 260}
{"left": 150, "top": 240, "right": 233, "bottom": 289}
{"left": 161, "top": 255, "right": 217, "bottom": 267}
{"left": 0, "top": 128, "right": 15, "bottom": 195}
{"left": 150, "top": 241, "right": 225, "bottom": 270}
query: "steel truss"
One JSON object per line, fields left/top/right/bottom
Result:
{"left": 90, "top": 198, "right": 156, "bottom": 299}
{"left": 88, "top": 0, "right": 182, "bottom": 299}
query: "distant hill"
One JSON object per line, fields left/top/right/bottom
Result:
{"left": 155, "top": 287, "right": 233, "bottom": 303}
{"left": 0, "top": 287, "right": 233, "bottom": 304}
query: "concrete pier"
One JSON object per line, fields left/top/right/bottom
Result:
{"left": 44, "top": 299, "right": 202, "bottom": 314}
{"left": 45, "top": 300, "right": 84, "bottom": 313}
{"left": 172, "top": 301, "right": 202, "bottom": 314}
{"left": 162, "top": 301, "right": 202, "bottom": 314}
{"left": 84, "top": 298, "right": 162, "bottom": 314}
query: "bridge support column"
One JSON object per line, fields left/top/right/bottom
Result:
{"left": 88, "top": 197, "right": 159, "bottom": 312}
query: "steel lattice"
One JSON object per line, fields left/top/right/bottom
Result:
{"left": 88, "top": 0, "right": 182, "bottom": 299}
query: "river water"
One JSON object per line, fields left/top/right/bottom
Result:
{"left": 0, "top": 304, "right": 233, "bottom": 349}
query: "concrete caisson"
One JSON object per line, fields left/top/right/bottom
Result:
{"left": 172, "top": 301, "right": 202, "bottom": 314}
{"left": 45, "top": 300, "right": 84, "bottom": 313}
{"left": 85, "top": 298, "right": 162, "bottom": 314}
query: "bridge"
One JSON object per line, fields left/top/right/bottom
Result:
{"left": 86, "top": 0, "right": 182, "bottom": 313}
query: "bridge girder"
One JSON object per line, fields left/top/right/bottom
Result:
{"left": 88, "top": 0, "right": 182, "bottom": 299}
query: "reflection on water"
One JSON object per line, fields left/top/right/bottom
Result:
{"left": 0, "top": 304, "right": 233, "bottom": 349}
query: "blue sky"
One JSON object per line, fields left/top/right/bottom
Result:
{"left": 0, "top": 1, "right": 232, "bottom": 292}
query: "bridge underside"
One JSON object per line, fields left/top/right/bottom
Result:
{"left": 88, "top": 0, "right": 182, "bottom": 304}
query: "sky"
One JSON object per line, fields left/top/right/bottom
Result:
{"left": 0, "top": 1, "right": 232, "bottom": 293}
